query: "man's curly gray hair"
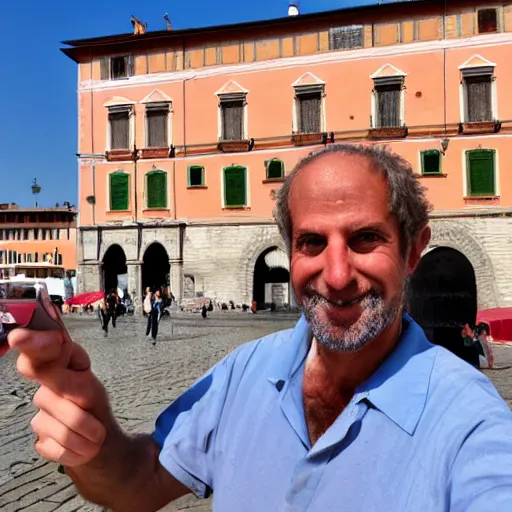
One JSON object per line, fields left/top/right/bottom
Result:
{"left": 273, "top": 143, "right": 432, "bottom": 255}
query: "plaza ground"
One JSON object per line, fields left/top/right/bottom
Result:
{"left": 0, "top": 311, "right": 511, "bottom": 511}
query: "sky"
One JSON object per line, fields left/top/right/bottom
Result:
{"left": 0, "top": 0, "right": 382, "bottom": 208}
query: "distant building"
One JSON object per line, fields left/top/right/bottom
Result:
{"left": 0, "top": 203, "right": 77, "bottom": 279}
{"left": 63, "top": 1, "right": 512, "bottom": 346}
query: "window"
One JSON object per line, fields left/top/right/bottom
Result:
{"left": 478, "top": 9, "right": 498, "bottom": 34}
{"left": 421, "top": 150, "right": 441, "bottom": 175}
{"left": 188, "top": 165, "right": 205, "bottom": 187}
{"left": 110, "top": 171, "right": 130, "bottom": 211}
{"left": 146, "top": 170, "right": 167, "bottom": 209}
{"left": 329, "top": 25, "right": 364, "bottom": 50}
{"left": 295, "top": 86, "right": 323, "bottom": 133}
{"left": 34, "top": 229, "right": 39, "bottom": 240}
{"left": 223, "top": 166, "right": 247, "bottom": 207}
{"left": 100, "top": 56, "right": 134, "bottom": 80}
{"left": 266, "top": 159, "right": 285, "bottom": 179}
{"left": 41, "top": 229, "right": 47, "bottom": 241}
{"left": 55, "top": 229, "right": 60, "bottom": 240}
{"left": 464, "top": 74, "right": 493, "bottom": 122}
{"left": 23, "top": 229, "right": 29, "bottom": 240}
{"left": 109, "top": 106, "right": 132, "bottom": 150}
{"left": 374, "top": 77, "right": 403, "bottom": 128}
{"left": 466, "top": 149, "right": 496, "bottom": 196}
{"left": 220, "top": 95, "right": 245, "bottom": 140}
{"left": 146, "top": 103, "right": 170, "bottom": 147}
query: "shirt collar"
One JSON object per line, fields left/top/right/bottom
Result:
{"left": 356, "top": 314, "right": 437, "bottom": 435}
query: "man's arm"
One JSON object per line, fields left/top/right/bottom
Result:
{"left": 448, "top": 404, "right": 512, "bottom": 511}
{"left": 9, "top": 328, "right": 190, "bottom": 511}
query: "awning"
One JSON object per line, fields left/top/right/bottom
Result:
{"left": 477, "top": 308, "right": 512, "bottom": 343}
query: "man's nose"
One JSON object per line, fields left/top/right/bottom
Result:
{"left": 321, "top": 242, "right": 356, "bottom": 292}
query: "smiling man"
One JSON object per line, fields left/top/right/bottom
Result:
{"left": 9, "top": 144, "right": 512, "bottom": 511}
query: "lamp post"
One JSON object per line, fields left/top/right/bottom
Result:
{"left": 31, "top": 178, "right": 42, "bottom": 208}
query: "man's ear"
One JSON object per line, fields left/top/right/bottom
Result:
{"left": 407, "top": 225, "right": 431, "bottom": 276}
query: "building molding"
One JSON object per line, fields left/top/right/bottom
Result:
{"left": 79, "top": 32, "right": 512, "bottom": 93}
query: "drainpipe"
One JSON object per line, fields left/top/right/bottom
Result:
{"left": 173, "top": 160, "right": 177, "bottom": 220}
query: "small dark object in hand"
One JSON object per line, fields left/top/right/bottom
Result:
{"left": 57, "top": 464, "right": 66, "bottom": 474}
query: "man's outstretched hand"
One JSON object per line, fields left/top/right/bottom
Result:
{"left": 8, "top": 328, "right": 108, "bottom": 467}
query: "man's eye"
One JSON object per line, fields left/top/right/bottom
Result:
{"left": 350, "top": 232, "right": 383, "bottom": 252}
{"left": 296, "top": 237, "right": 325, "bottom": 256}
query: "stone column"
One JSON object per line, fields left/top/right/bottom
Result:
{"left": 170, "top": 258, "right": 183, "bottom": 304}
{"left": 77, "top": 261, "right": 102, "bottom": 294}
{"left": 126, "top": 260, "right": 143, "bottom": 314}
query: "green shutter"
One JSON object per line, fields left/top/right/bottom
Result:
{"left": 267, "top": 159, "right": 284, "bottom": 179}
{"left": 467, "top": 150, "right": 495, "bottom": 196}
{"left": 147, "top": 171, "right": 167, "bottom": 208}
{"left": 110, "top": 172, "right": 129, "bottom": 211}
{"left": 224, "top": 166, "right": 246, "bottom": 207}
{"left": 421, "top": 150, "right": 441, "bottom": 174}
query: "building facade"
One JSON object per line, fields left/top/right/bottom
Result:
{"left": 64, "top": 0, "right": 512, "bottom": 343}
{"left": 0, "top": 204, "right": 77, "bottom": 278}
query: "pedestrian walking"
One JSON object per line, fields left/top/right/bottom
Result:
{"left": 10, "top": 144, "right": 512, "bottom": 512}
{"left": 201, "top": 304, "right": 208, "bottom": 319}
{"left": 146, "top": 289, "right": 163, "bottom": 345}
{"left": 100, "top": 289, "right": 118, "bottom": 337}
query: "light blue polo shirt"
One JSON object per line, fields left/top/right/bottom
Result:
{"left": 153, "top": 314, "right": 512, "bottom": 511}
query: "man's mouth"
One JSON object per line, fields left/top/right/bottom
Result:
{"left": 312, "top": 292, "right": 369, "bottom": 308}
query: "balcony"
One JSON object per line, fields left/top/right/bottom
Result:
{"left": 217, "top": 139, "right": 254, "bottom": 153}
{"left": 291, "top": 132, "right": 328, "bottom": 147}
{"left": 140, "top": 147, "right": 171, "bottom": 159}
{"left": 368, "top": 126, "right": 408, "bottom": 140}
{"left": 459, "top": 121, "right": 501, "bottom": 135}
{"left": 106, "top": 149, "right": 135, "bottom": 162}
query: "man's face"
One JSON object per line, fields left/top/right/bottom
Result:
{"left": 289, "top": 153, "right": 425, "bottom": 352}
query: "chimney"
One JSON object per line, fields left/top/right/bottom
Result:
{"left": 288, "top": 1, "right": 300, "bottom": 16}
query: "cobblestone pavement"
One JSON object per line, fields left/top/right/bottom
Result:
{"left": 1, "top": 311, "right": 512, "bottom": 512}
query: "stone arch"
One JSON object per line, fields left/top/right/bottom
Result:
{"left": 240, "top": 228, "right": 287, "bottom": 304}
{"left": 253, "top": 247, "right": 290, "bottom": 309}
{"left": 142, "top": 242, "right": 170, "bottom": 292}
{"left": 428, "top": 220, "right": 499, "bottom": 310}
{"left": 102, "top": 244, "right": 127, "bottom": 293}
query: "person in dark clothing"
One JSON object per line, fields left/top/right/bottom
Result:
{"left": 101, "top": 289, "right": 119, "bottom": 336}
{"left": 201, "top": 304, "right": 208, "bottom": 319}
{"left": 461, "top": 324, "right": 482, "bottom": 369}
{"left": 146, "top": 289, "right": 163, "bottom": 345}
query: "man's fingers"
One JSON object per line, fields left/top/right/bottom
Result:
{"left": 34, "top": 437, "right": 90, "bottom": 467}
{"left": 33, "top": 386, "right": 106, "bottom": 445}
{"left": 10, "top": 328, "right": 90, "bottom": 373}
{"left": 8, "top": 329, "right": 65, "bottom": 365}
{"left": 31, "top": 409, "right": 103, "bottom": 458}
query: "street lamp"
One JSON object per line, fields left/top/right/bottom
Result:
{"left": 31, "top": 178, "right": 42, "bottom": 207}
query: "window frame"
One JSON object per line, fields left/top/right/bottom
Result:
{"left": 265, "top": 159, "right": 285, "bottom": 180}
{"left": 109, "top": 171, "right": 130, "bottom": 212}
{"left": 145, "top": 102, "right": 172, "bottom": 148}
{"left": 465, "top": 149, "right": 497, "bottom": 197}
{"left": 107, "top": 104, "right": 134, "bottom": 151}
{"left": 222, "top": 165, "right": 249, "bottom": 208}
{"left": 100, "top": 55, "right": 135, "bottom": 81}
{"left": 476, "top": 7, "right": 501, "bottom": 35}
{"left": 218, "top": 92, "right": 247, "bottom": 141}
{"left": 188, "top": 165, "right": 206, "bottom": 187}
{"left": 420, "top": 150, "right": 442, "bottom": 175}
{"left": 145, "top": 170, "right": 168, "bottom": 210}
{"left": 460, "top": 65, "right": 497, "bottom": 124}
{"left": 293, "top": 84, "right": 326, "bottom": 134}
{"left": 328, "top": 25, "right": 364, "bottom": 51}
{"left": 371, "top": 76, "right": 405, "bottom": 129}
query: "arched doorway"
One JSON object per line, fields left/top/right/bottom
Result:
{"left": 253, "top": 247, "right": 290, "bottom": 310}
{"left": 102, "top": 244, "right": 127, "bottom": 293}
{"left": 142, "top": 243, "right": 170, "bottom": 293}
{"left": 407, "top": 247, "right": 477, "bottom": 361}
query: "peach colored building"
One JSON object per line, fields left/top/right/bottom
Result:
{"left": 0, "top": 204, "right": 77, "bottom": 279}
{"left": 64, "top": 0, "right": 512, "bottom": 343}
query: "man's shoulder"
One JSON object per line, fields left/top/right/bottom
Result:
{"left": 430, "top": 345, "right": 510, "bottom": 417}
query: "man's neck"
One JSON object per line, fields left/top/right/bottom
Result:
{"left": 306, "top": 313, "right": 404, "bottom": 393}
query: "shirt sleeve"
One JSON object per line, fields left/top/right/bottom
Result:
{"left": 152, "top": 345, "right": 245, "bottom": 499}
{"left": 449, "top": 403, "right": 512, "bottom": 511}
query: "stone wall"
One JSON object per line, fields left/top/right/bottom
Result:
{"left": 77, "top": 215, "right": 512, "bottom": 313}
